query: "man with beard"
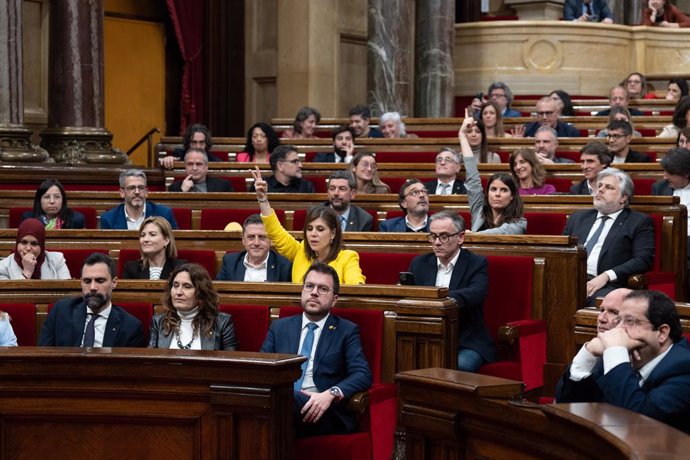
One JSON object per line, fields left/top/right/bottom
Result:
{"left": 534, "top": 126, "right": 574, "bottom": 164}
{"left": 314, "top": 126, "right": 356, "bottom": 163}
{"left": 379, "top": 179, "right": 430, "bottom": 232}
{"left": 39, "top": 253, "right": 146, "bottom": 347}
{"left": 564, "top": 168, "right": 655, "bottom": 306}
{"left": 260, "top": 262, "right": 371, "bottom": 437}
{"left": 324, "top": 171, "right": 372, "bottom": 232}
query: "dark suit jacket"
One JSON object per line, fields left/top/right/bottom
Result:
{"left": 39, "top": 297, "right": 146, "bottom": 347}
{"left": 21, "top": 210, "right": 86, "bottom": 229}
{"left": 148, "top": 312, "right": 238, "bottom": 350}
{"left": 323, "top": 202, "right": 373, "bottom": 232}
{"left": 555, "top": 339, "right": 690, "bottom": 434}
{"left": 171, "top": 147, "right": 221, "bottom": 162}
{"left": 652, "top": 180, "right": 674, "bottom": 196}
{"left": 563, "top": 0, "right": 613, "bottom": 21}
{"left": 100, "top": 202, "right": 178, "bottom": 230}
{"left": 313, "top": 152, "right": 347, "bottom": 163}
{"left": 570, "top": 179, "right": 592, "bottom": 195}
{"left": 410, "top": 250, "right": 496, "bottom": 363}
{"left": 379, "top": 216, "right": 429, "bottom": 233}
{"left": 595, "top": 107, "right": 643, "bottom": 116}
{"left": 250, "top": 175, "right": 315, "bottom": 193}
{"left": 563, "top": 207, "right": 655, "bottom": 285}
{"left": 622, "top": 149, "right": 652, "bottom": 163}
{"left": 524, "top": 121, "right": 581, "bottom": 137}
{"left": 122, "top": 258, "right": 186, "bottom": 280}
{"left": 424, "top": 179, "right": 467, "bottom": 195}
{"left": 168, "top": 176, "right": 234, "bottom": 192}
{"left": 260, "top": 313, "right": 372, "bottom": 433}
{"left": 216, "top": 250, "right": 292, "bottom": 281}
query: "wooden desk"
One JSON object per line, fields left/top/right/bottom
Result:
{"left": 395, "top": 368, "right": 690, "bottom": 459}
{"left": 0, "top": 347, "right": 302, "bottom": 460}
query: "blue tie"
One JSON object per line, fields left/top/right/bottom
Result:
{"left": 340, "top": 216, "right": 347, "bottom": 232}
{"left": 584, "top": 216, "right": 609, "bottom": 256}
{"left": 295, "top": 322, "right": 318, "bottom": 391}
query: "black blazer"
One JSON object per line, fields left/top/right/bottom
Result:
{"left": 563, "top": 208, "right": 655, "bottom": 285}
{"left": 148, "top": 312, "right": 238, "bottom": 350}
{"left": 122, "top": 258, "right": 187, "bottom": 280}
{"left": 323, "top": 202, "right": 373, "bottom": 232}
{"left": 424, "top": 179, "right": 467, "bottom": 195}
{"left": 39, "top": 297, "right": 146, "bottom": 347}
{"left": 409, "top": 250, "right": 496, "bottom": 363}
{"left": 569, "top": 179, "right": 591, "bottom": 195}
{"left": 168, "top": 176, "right": 234, "bottom": 192}
{"left": 313, "top": 152, "right": 347, "bottom": 163}
{"left": 621, "top": 150, "right": 652, "bottom": 163}
{"left": 216, "top": 250, "right": 292, "bottom": 281}
{"left": 652, "top": 180, "right": 674, "bottom": 196}
{"left": 21, "top": 210, "right": 86, "bottom": 229}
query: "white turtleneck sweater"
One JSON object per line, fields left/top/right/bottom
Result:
{"left": 172, "top": 306, "right": 202, "bottom": 350}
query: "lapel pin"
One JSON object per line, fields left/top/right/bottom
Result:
{"left": 328, "top": 325, "right": 336, "bottom": 330}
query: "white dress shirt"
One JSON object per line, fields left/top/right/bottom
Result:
{"left": 586, "top": 208, "right": 622, "bottom": 281}
{"left": 81, "top": 304, "right": 112, "bottom": 347}
{"left": 243, "top": 253, "right": 269, "bottom": 282}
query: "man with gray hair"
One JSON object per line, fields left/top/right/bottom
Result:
{"left": 325, "top": 171, "right": 372, "bottom": 231}
{"left": 467, "top": 81, "right": 521, "bottom": 118}
{"left": 564, "top": 168, "right": 654, "bottom": 306}
{"left": 424, "top": 147, "right": 467, "bottom": 195}
{"left": 409, "top": 211, "right": 495, "bottom": 372}
{"left": 100, "top": 169, "right": 178, "bottom": 229}
{"left": 168, "top": 148, "right": 234, "bottom": 192}
{"left": 521, "top": 97, "right": 581, "bottom": 138}
{"left": 534, "top": 126, "right": 574, "bottom": 164}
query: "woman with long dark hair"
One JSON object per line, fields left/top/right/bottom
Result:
{"left": 22, "top": 179, "right": 85, "bottom": 229}
{"left": 237, "top": 122, "right": 280, "bottom": 163}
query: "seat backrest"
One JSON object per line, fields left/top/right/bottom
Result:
{"left": 200, "top": 208, "right": 285, "bottom": 230}
{"left": 544, "top": 177, "right": 574, "bottom": 193}
{"left": 302, "top": 176, "right": 328, "bottom": 193}
{"left": 218, "top": 304, "right": 270, "bottom": 352}
{"left": 278, "top": 306, "right": 384, "bottom": 384}
{"left": 176, "top": 249, "right": 218, "bottom": 278}
{"left": 523, "top": 212, "right": 567, "bottom": 235}
{"left": 358, "top": 252, "right": 417, "bottom": 285}
{"left": 0, "top": 303, "right": 36, "bottom": 346}
{"left": 648, "top": 213, "right": 663, "bottom": 272}
{"left": 633, "top": 178, "right": 656, "bottom": 196}
{"left": 51, "top": 248, "right": 110, "bottom": 279}
{"left": 172, "top": 208, "right": 192, "bottom": 230}
{"left": 9, "top": 207, "right": 98, "bottom": 229}
{"left": 117, "top": 248, "right": 141, "bottom": 277}
{"left": 484, "top": 255, "right": 534, "bottom": 341}
{"left": 118, "top": 302, "right": 154, "bottom": 343}
{"left": 373, "top": 151, "right": 437, "bottom": 163}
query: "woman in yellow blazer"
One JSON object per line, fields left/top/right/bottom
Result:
{"left": 250, "top": 166, "right": 365, "bottom": 284}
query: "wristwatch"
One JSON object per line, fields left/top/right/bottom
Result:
{"left": 329, "top": 386, "right": 344, "bottom": 402}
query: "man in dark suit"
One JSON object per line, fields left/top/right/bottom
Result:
{"left": 39, "top": 252, "right": 146, "bottom": 347}
{"left": 556, "top": 290, "right": 690, "bottom": 434}
{"left": 522, "top": 97, "right": 581, "bottom": 138}
{"left": 595, "top": 86, "right": 643, "bottom": 117}
{"left": 607, "top": 120, "right": 651, "bottom": 163}
{"left": 260, "top": 263, "right": 372, "bottom": 437}
{"left": 564, "top": 168, "right": 655, "bottom": 306}
{"left": 313, "top": 126, "right": 355, "bottom": 163}
{"left": 534, "top": 126, "right": 575, "bottom": 164}
{"left": 217, "top": 214, "right": 292, "bottom": 281}
{"left": 100, "top": 169, "right": 178, "bottom": 229}
{"left": 379, "top": 179, "right": 430, "bottom": 232}
{"left": 570, "top": 141, "right": 611, "bottom": 195}
{"left": 249, "top": 145, "right": 315, "bottom": 193}
{"left": 409, "top": 211, "right": 495, "bottom": 372}
{"left": 324, "top": 171, "right": 373, "bottom": 232}
{"left": 563, "top": 0, "right": 613, "bottom": 22}
{"left": 168, "top": 149, "right": 234, "bottom": 192}
{"left": 424, "top": 148, "right": 466, "bottom": 195}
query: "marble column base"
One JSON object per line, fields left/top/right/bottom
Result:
{"left": 40, "top": 126, "right": 127, "bottom": 165}
{"left": 0, "top": 124, "right": 50, "bottom": 162}
{"left": 504, "top": 0, "right": 565, "bottom": 20}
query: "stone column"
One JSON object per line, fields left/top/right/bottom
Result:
{"left": 368, "top": 0, "right": 415, "bottom": 116}
{"left": 414, "top": 0, "right": 455, "bottom": 117}
{"left": 40, "top": 0, "right": 125, "bottom": 164}
{"left": 0, "top": 0, "right": 48, "bottom": 162}
{"left": 625, "top": 0, "right": 644, "bottom": 25}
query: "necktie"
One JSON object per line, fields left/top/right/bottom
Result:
{"left": 340, "top": 216, "right": 347, "bottom": 232}
{"left": 584, "top": 216, "right": 609, "bottom": 256}
{"left": 294, "top": 323, "right": 318, "bottom": 391}
{"left": 585, "top": 2, "right": 592, "bottom": 16}
{"left": 440, "top": 184, "right": 450, "bottom": 195}
{"left": 83, "top": 313, "right": 99, "bottom": 347}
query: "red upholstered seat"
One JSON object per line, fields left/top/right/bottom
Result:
{"left": 118, "top": 302, "right": 154, "bottom": 343}
{"left": 218, "top": 304, "right": 270, "bottom": 352}
{"left": 171, "top": 207, "right": 192, "bottom": 230}
{"left": 524, "top": 212, "right": 567, "bottom": 235}
{"left": 51, "top": 248, "right": 109, "bottom": 279}
{"left": 200, "top": 208, "right": 285, "bottom": 230}
{"left": 372, "top": 151, "right": 436, "bottom": 163}
{"left": 278, "top": 306, "right": 395, "bottom": 460}
{"left": 479, "top": 255, "right": 546, "bottom": 392}
{"left": 646, "top": 214, "right": 676, "bottom": 299}
{"left": 302, "top": 175, "right": 328, "bottom": 193}
{"left": 118, "top": 248, "right": 218, "bottom": 279}
{"left": 0, "top": 303, "right": 36, "bottom": 346}
{"left": 633, "top": 178, "right": 656, "bottom": 196}
{"left": 555, "top": 151, "right": 581, "bottom": 162}
{"left": 358, "top": 252, "right": 417, "bottom": 285}
{"left": 408, "top": 130, "right": 456, "bottom": 138}
{"left": 10, "top": 207, "right": 98, "bottom": 229}
{"left": 544, "top": 177, "right": 574, "bottom": 193}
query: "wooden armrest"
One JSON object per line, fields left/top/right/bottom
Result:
{"left": 627, "top": 273, "right": 648, "bottom": 290}
{"left": 346, "top": 391, "right": 370, "bottom": 416}
{"left": 498, "top": 320, "right": 546, "bottom": 347}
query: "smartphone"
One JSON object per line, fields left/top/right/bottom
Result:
{"left": 475, "top": 92, "right": 484, "bottom": 101}
{"left": 399, "top": 272, "right": 416, "bottom": 285}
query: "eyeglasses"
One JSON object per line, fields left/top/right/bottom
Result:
{"left": 427, "top": 232, "right": 461, "bottom": 243}
{"left": 303, "top": 282, "right": 331, "bottom": 295}
{"left": 435, "top": 157, "right": 458, "bottom": 164}
{"left": 123, "top": 185, "right": 147, "bottom": 192}
{"left": 490, "top": 93, "right": 506, "bottom": 99}
{"left": 606, "top": 133, "right": 627, "bottom": 140}
{"left": 619, "top": 315, "right": 651, "bottom": 328}
{"left": 405, "top": 188, "right": 428, "bottom": 198}
{"left": 358, "top": 161, "right": 377, "bottom": 170}
{"left": 536, "top": 111, "right": 555, "bottom": 117}
{"left": 281, "top": 158, "right": 302, "bottom": 165}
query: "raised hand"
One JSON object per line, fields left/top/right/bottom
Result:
{"left": 251, "top": 165, "right": 268, "bottom": 201}
{"left": 180, "top": 174, "right": 195, "bottom": 192}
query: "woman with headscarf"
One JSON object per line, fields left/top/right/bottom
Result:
{"left": 0, "top": 218, "right": 70, "bottom": 279}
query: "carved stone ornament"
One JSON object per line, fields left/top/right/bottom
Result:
{"left": 0, "top": 124, "right": 50, "bottom": 162}
{"left": 40, "top": 126, "right": 128, "bottom": 165}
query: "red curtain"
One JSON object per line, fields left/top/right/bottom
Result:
{"left": 166, "top": 0, "right": 205, "bottom": 134}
